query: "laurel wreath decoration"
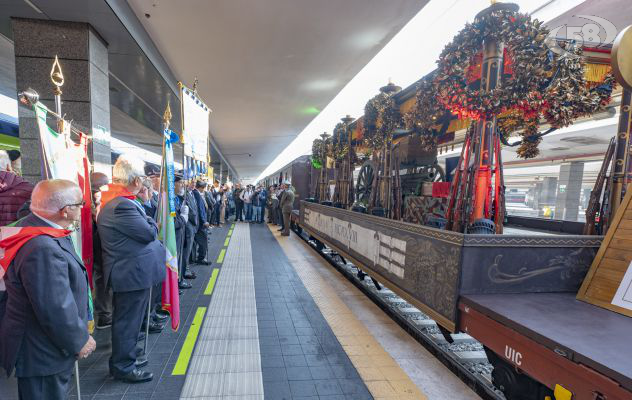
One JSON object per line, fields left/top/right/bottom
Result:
{"left": 311, "top": 134, "right": 331, "bottom": 169}
{"left": 404, "top": 77, "right": 453, "bottom": 151}
{"left": 363, "top": 84, "right": 403, "bottom": 151}
{"left": 432, "top": 8, "right": 615, "bottom": 159}
{"left": 331, "top": 122, "right": 350, "bottom": 161}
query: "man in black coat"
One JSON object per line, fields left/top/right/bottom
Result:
{"left": 192, "top": 181, "right": 210, "bottom": 264}
{"left": 0, "top": 179, "right": 95, "bottom": 399}
{"left": 180, "top": 180, "right": 199, "bottom": 289}
{"left": 97, "top": 155, "right": 165, "bottom": 383}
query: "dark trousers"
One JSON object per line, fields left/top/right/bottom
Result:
{"left": 110, "top": 288, "right": 150, "bottom": 376}
{"left": 235, "top": 202, "right": 243, "bottom": 221}
{"left": 278, "top": 207, "right": 284, "bottom": 228}
{"left": 93, "top": 260, "right": 112, "bottom": 325}
{"left": 282, "top": 210, "right": 291, "bottom": 234}
{"left": 194, "top": 228, "right": 208, "bottom": 262}
{"left": 213, "top": 203, "right": 220, "bottom": 225}
{"left": 17, "top": 368, "right": 73, "bottom": 400}
{"left": 183, "top": 225, "right": 196, "bottom": 275}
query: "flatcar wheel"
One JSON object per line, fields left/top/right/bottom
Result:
{"left": 485, "top": 347, "right": 553, "bottom": 400}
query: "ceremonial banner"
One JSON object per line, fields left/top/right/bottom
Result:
{"left": 34, "top": 103, "right": 94, "bottom": 284}
{"left": 158, "top": 129, "right": 180, "bottom": 331}
{"left": 180, "top": 85, "right": 209, "bottom": 164}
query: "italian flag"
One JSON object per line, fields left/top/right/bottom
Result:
{"left": 158, "top": 129, "right": 180, "bottom": 331}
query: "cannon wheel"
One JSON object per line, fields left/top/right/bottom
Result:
{"left": 356, "top": 160, "right": 375, "bottom": 205}
{"left": 414, "top": 163, "right": 446, "bottom": 195}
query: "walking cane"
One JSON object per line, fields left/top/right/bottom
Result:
{"left": 144, "top": 286, "right": 152, "bottom": 354}
{"left": 75, "top": 361, "right": 81, "bottom": 398}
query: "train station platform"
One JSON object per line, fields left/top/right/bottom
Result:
{"left": 2, "top": 221, "right": 479, "bottom": 400}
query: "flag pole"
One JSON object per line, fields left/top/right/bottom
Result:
{"left": 51, "top": 54, "right": 83, "bottom": 396}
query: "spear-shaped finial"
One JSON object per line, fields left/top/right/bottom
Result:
{"left": 192, "top": 77, "right": 199, "bottom": 93}
{"left": 163, "top": 100, "right": 172, "bottom": 129}
{"left": 50, "top": 55, "right": 64, "bottom": 95}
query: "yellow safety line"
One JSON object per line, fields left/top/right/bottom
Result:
{"left": 204, "top": 268, "right": 220, "bottom": 295}
{"left": 224, "top": 236, "right": 230, "bottom": 247}
{"left": 227, "top": 229, "right": 233, "bottom": 237}
{"left": 216, "top": 248, "right": 226, "bottom": 263}
{"left": 268, "top": 225, "right": 427, "bottom": 399}
{"left": 172, "top": 307, "right": 207, "bottom": 375}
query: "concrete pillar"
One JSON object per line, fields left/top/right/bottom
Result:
{"left": 536, "top": 177, "right": 558, "bottom": 217}
{"left": 554, "top": 162, "right": 584, "bottom": 221}
{"left": 12, "top": 18, "right": 111, "bottom": 183}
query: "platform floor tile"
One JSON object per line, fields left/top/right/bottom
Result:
{"left": 180, "top": 223, "right": 264, "bottom": 399}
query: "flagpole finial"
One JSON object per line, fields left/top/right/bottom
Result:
{"left": 193, "top": 77, "right": 199, "bottom": 94}
{"left": 163, "top": 101, "right": 172, "bottom": 128}
{"left": 50, "top": 55, "right": 64, "bottom": 96}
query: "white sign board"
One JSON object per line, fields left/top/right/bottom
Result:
{"left": 611, "top": 261, "right": 632, "bottom": 311}
{"left": 181, "top": 86, "right": 210, "bottom": 163}
{"left": 304, "top": 209, "right": 406, "bottom": 279}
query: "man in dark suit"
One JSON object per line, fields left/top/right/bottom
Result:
{"left": 180, "top": 180, "right": 199, "bottom": 289}
{"left": 0, "top": 179, "right": 95, "bottom": 399}
{"left": 192, "top": 181, "right": 210, "bottom": 264}
{"left": 98, "top": 155, "right": 165, "bottom": 383}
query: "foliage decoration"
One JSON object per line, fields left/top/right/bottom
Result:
{"left": 331, "top": 122, "right": 349, "bottom": 161}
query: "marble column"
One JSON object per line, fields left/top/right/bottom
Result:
{"left": 554, "top": 162, "right": 584, "bottom": 221}
{"left": 536, "top": 176, "right": 558, "bottom": 217}
{"left": 12, "top": 18, "right": 111, "bottom": 183}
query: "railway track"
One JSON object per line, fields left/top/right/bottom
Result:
{"left": 292, "top": 226, "right": 506, "bottom": 400}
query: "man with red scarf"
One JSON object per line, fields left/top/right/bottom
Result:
{"left": 97, "top": 154, "right": 165, "bottom": 383}
{"left": 0, "top": 179, "right": 95, "bottom": 399}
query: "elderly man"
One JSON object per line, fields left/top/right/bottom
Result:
{"left": 0, "top": 179, "right": 95, "bottom": 399}
{"left": 98, "top": 155, "right": 165, "bottom": 383}
{"left": 280, "top": 181, "right": 295, "bottom": 236}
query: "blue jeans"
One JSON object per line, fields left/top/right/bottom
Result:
{"left": 254, "top": 206, "right": 262, "bottom": 222}
{"left": 244, "top": 203, "right": 253, "bottom": 221}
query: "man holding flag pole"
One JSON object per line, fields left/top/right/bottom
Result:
{"left": 157, "top": 102, "right": 181, "bottom": 333}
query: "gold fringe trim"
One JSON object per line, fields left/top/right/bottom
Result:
{"left": 584, "top": 63, "right": 612, "bottom": 83}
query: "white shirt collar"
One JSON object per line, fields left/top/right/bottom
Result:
{"left": 32, "top": 211, "right": 66, "bottom": 229}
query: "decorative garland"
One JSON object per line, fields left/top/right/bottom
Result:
{"left": 363, "top": 84, "right": 403, "bottom": 150}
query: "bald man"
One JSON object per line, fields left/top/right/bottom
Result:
{"left": 0, "top": 179, "right": 95, "bottom": 400}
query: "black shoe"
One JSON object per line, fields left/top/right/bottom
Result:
{"left": 155, "top": 308, "right": 169, "bottom": 318}
{"left": 96, "top": 321, "right": 112, "bottom": 330}
{"left": 141, "top": 320, "right": 164, "bottom": 334}
{"left": 152, "top": 312, "right": 169, "bottom": 323}
{"left": 184, "top": 271, "right": 197, "bottom": 279}
{"left": 135, "top": 354, "right": 148, "bottom": 368}
{"left": 195, "top": 260, "right": 210, "bottom": 265}
{"left": 179, "top": 281, "right": 193, "bottom": 289}
{"left": 113, "top": 368, "right": 153, "bottom": 383}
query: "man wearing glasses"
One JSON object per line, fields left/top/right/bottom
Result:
{"left": 0, "top": 179, "right": 95, "bottom": 399}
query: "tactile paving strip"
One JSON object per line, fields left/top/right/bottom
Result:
{"left": 180, "top": 223, "right": 264, "bottom": 399}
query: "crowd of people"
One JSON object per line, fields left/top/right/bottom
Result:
{"left": 0, "top": 149, "right": 296, "bottom": 399}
